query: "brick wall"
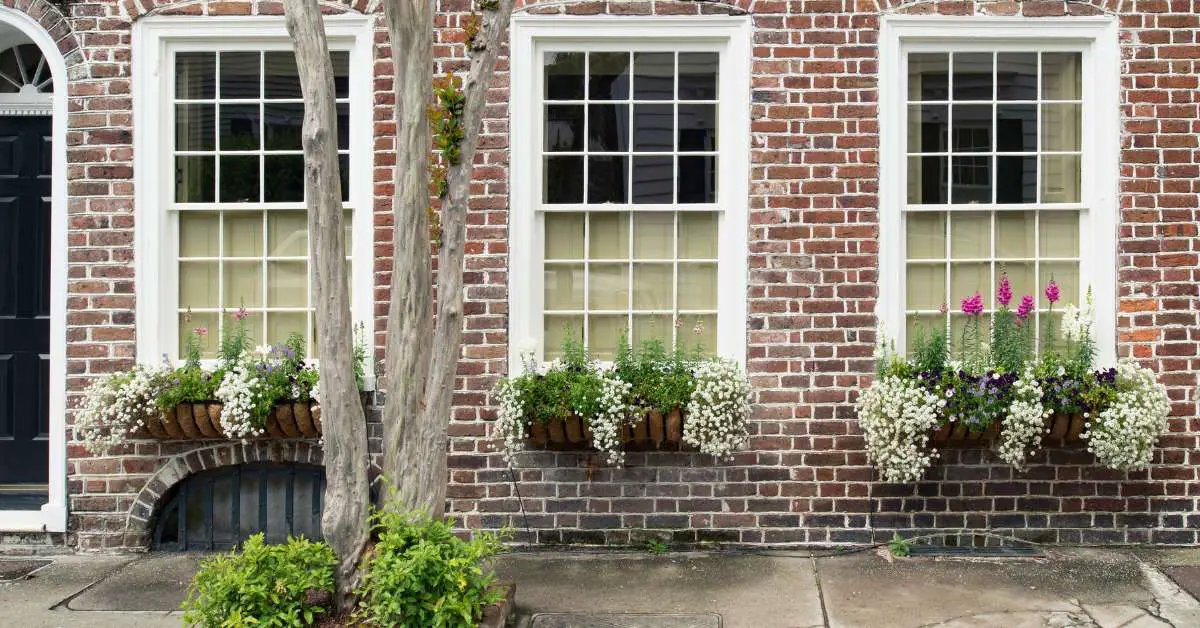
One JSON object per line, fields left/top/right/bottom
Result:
{"left": 25, "top": 0, "right": 1198, "bottom": 549}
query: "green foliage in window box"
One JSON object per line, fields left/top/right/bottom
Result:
{"left": 181, "top": 534, "right": 337, "bottom": 628}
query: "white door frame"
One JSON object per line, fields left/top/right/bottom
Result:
{"left": 0, "top": 6, "right": 68, "bottom": 533}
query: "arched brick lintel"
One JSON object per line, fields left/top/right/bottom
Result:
{"left": 514, "top": 0, "right": 753, "bottom": 17}
{"left": 122, "top": 441, "right": 326, "bottom": 549}
{"left": 130, "top": 0, "right": 366, "bottom": 20}
{"left": 0, "top": 0, "right": 84, "bottom": 68}
{"left": 881, "top": 0, "right": 1116, "bottom": 16}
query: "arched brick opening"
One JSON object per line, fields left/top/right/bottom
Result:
{"left": 1, "top": 0, "right": 84, "bottom": 67}
{"left": 130, "top": 0, "right": 365, "bottom": 19}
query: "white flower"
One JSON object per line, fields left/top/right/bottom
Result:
{"left": 214, "top": 366, "right": 267, "bottom": 441}
{"left": 1083, "top": 359, "right": 1170, "bottom": 471}
{"left": 856, "top": 375, "right": 941, "bottom": 483}
{"left": 996, "top": 366, "right": 1047, "bottom": 470}
{"left": 517, "top": 338, "right": 539, "bottom": 373}
{"left": 254, "top": 344, "right": 273, "bottom": 358}
{"left": 589, "top": 373, "right": 635, "bottom": 465}
{"left": 491, "top": 378, "right": 527, "bottom": 465}
{"left": 1059, "top": 302, "right": 1094, "bottom": 343}
{"left": 684, "top": 359, "right": 752, "bottom": 461}
{"left": 75, "top": 366, "right": 169, "bottom": 455}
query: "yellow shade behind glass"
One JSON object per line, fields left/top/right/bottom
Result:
{"left": 543, "top": 315, "right": 583, "bottom": 360}
{"left": 632, "top": 314, "right": 671, "bottom": 347}
{"left": 268, "top": 211, "right": 308, "bottom": 257}
{"left": 906, "top": 264, "right": 945, "bottom": 310}
{"left": 1039, "top": 210, "right": 1080, "bottom": 257}
{"left": 634, "top": 212, "right": 674, "bottom": 259}
{"left": 950, "top": 213, "right": 990, "bottom": 259}
{"left": 179, "top": 262, "right": 219, "bottom": 308}
{"left": 545, "top": 212, "right": 584, "bottom": 260}
{"left": 632, "top": 263, "right": 672, "bottom": 309}
{"left": 223, "top": 261, "right": 262, "bottom": 307}
{"left": 677, "top": 262, "right": 717, "bottom": 310}
{"left": 589, "top": 212, "right": 629, "bottom": 259}
{"left": 544, "top": 263, "right": 584, "bottom": 310}
{"left": 588, "top": 315, "right": 625, "bottom": 360}
{"left": 906, "top": 212, "right": 945, "bottom": 260}
{"left": 678, "top": 211, "right": 717, "bottom": 259}
{"left": 223, "top": 212, "right": 262, "bottom": 257}
{"left": 995, "top": 211, "right": 1034, "bottom": 259}
{"left": 180, "top": 212, "right": 220, "bottom": 257}
{"left": 267, "top": 261, "right": 307, "bottom": 308}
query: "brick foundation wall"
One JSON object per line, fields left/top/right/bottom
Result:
{"left": 29, "top": 0, "right": 1198, "bottom": 549}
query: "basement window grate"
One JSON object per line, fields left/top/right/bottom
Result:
{"left": 152, "top": 463, "right": 325, "bottom": 551}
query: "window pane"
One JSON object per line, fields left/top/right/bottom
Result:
{"left": 224, "top": 212, "right": 262, "bottom": 257}
{"left": 544, "top": 212, "right": 584, "bottom": 260}
{"left": 544, "top": 264, "right": 584, "bottom": 310}
{"left": 907, "top": 53, "right": 948, "bottom": 101}
{"left": 587, "top": 156, "right": 627, "bottom": 203}
{"left": 678, "top": 211, "right": 717, "bottom": 259}
{"left": 995, "top": 211, "right": 1034, "bottom": 258}
{"left": 677, "top": 263, "right": 716, "bottom": 310}
{"left": 219, "top": 104, "right": 260, "bottom": 150}
{"left": 633, "top": 52, "right": 674, "bottom": 100}
{"left": 220, "top": 51, "right": 260, "bottom": 99}
{"left": 590, "top": 264, "right": 630, "bottom": 310}
{"left": 906, "top": 212, "right": 945, "bottom": 260}
{"left": 632, "top": 263, "right": 672, "bottom": 309}
{"left": 219, "top": 155, "right": 260, "bottom": 203}
{"left": 264, "top": 155, "right": 304, "bottom": 202}
{"left": 1039, "top": 211, "right": 1079, "bottom": 257}
{"left": 950, "top": 263, "right": 990, "bottom": 308}
{"left": 1002, "top": 262, "right": 1035, "bottom": 302}
{"left": 176, "top": 156, "right": 215, "bottom": 203}
{"left": 632, "top": 156, "right": 673, "bottom": 204}
{"left": 996, "top": 52, "right": 1037, "bottom": 101}
{"left": 1040, "top": 155, "right": 1080, "bottom": 203}
{"left": 678, "top": 53, "right": 718, "bottom": 100}
{"left": 951, "top": 156, "right": 992, "bottom": 204}
{"left": 331, "top": 50, "right": 350, "bottom": 99}
{"left": 633, "top": 104, "right": 673, "bottom": 152}
{"left": 268, "top": 211, "right": 307, "bottom": 257}
{"left": 264, "top": 103, "right": 304, "bottom": 150}
{"left": 589, "top": 212, "right": 629, "bottom": 259}
{"left": 180, "top": 312, "right": 218, "bottom": 358}
{"left": 907, "top": 104, "right": 946, "bottom": 153}
{"left": 337, "top": 103, "right": 349, "bottom": 150}
{"left": 633, "top": 212, "right": 673, "bottom": 259}
{"left": 176, "top": 52, "right": 215, "bottom": 99}
{"left": 176, "top": 104, "right": 214, "bottom": 151}
{"left": 544, "top": 52, "right": 584, "bottom": 101}
{"left": 1041, "top": 103, "right": 1081, "bottom": 151}
{"left": 952, "top": 52, "right": 992, "bottom": 100}
{"left": 677, "top": 156, "right": 716, "bottom": 203}
{"left": 996, "top": 156, "right": 1037, "bottom": 203}
{"left": 907, "top": 156, "right": 947, "bottom": 204}
{"left": 995, "top": 104, "right": 1036, "bottom": 152}
{"left": 544, "top": 156, "right": 583, "bottom": 203}
{"left": 588, "top": 52, "right": 630, "bottom": 101}
{"left": 545, "top": 105, "right": 584, "bottom": 152}
{"left": 688, "top": 313, "right": 717, "bottom": 354}
{"left": 588, "top": 104, "right": 628, "bottom": 152}
{"left": 180, "top": 212, "right": 220, "bottom": 257}
{"left": 544, "top": 315, "right": 583, "bottom": 360}
{"left": 1040, "top": 261, "right": 1079, "bottom": 307}
{"left": 951, "top": 104, "right": 991, "bottom": 152}
{"left": 179, "top": 262, "right": 219, "bottom": 308}
{"left": 264, "top": 51, "right": 301, "bottom": 99}
{"left": 678, "top": 104, "right": 716, "bottom": 152}
{"left": 588, "top": 315, "right": 625, "bottom": 361}
{"left": 632, "top": 314, "right": 671, "bottom": 347}
{"left": 950, "top": 212, "right": 989, "bottom": 259}
{"left": 268, "top": 262, "right": 307, "bottom": 307}
{"left": 1042, "top": 52, "right": 1081, "bottom": 100}
{"left": 224, "top": 261, "right": 262, "bottom": 307}
{"left": 906, "top": 264, "right": 945, "bottom": 310}
{"left": 267, "top": 313, "right": 307, "bottom": 349}
{"left": 906, "top": 314, "right": 946, "bottom": 355}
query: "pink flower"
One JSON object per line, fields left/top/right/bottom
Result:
{"left": 1016, "top": 294, "right": 1034, "bottom": 320}
{"left": 997, "top": 273, "right": 1013, "bottom": 308}
{"left": 960, "top": 292, "right": 984, "bottom": 316}
{"left": 938, "top": 302, "right": 948, "bottom": 315}
{"left": 1044, "top": 279, "right": 1060, "bottom": 304}
{"left": 233, "top": 307, "right": 249, "bottom": 321}
{"left": 193, "top": 326, "right": 208, "bottom": 336}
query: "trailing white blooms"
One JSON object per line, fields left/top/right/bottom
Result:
{"left": 214, "top": 367, "right": 266, "bottom": 441}
{"left": 491, "top": 378, "right": 526, "bottom": 465}
{"left": 996, "top": 367, "right": 1047, "bottom": 470}
{"left": 1083, "top": 359, "right": 1170, "bottom": 471}
{"left": 857, "top": 376, "right": 942, "bottom": 483}
{"left": 589, "top": 372, "right": 634, "bottom": 465}
{"left": 1059, "top": 302, "right": 1093, "bottom": 343}
{"left": 684, "top": 359, "right": 752, "bottom": 460}
{"left": 75, "top": 367, "right": 166, "bottom": 455}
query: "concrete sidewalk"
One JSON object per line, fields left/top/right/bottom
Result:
{"left": 1, "top": 546, "right": 1199, "bottom": 627}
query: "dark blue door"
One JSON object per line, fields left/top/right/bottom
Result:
{"left": 0, "top": 116, "right": 51, "bottom": 485}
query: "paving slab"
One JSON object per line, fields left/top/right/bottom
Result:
{"left": 0, "top": 559, "right": 50, "bottom": 581}
{"left": 0, "top": 554, "right": 179, "bottom": 627}
{"left": 68, "top": 553, "right": 201, "bottom": 611}
{"left": 531, "top": 613, "right": 721, "bottom": 627}
{"left": 495, "top": 551, "right": 825, "bottom": 628}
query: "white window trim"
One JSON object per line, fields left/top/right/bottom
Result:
{"left": 508, "top": 15, "right": 752, "bottom": 370}
{"left": 133, "top": 16, "right": 375, "bottom": 384}
{"left": 878, "top": 15, "right": 1119, "bottom": 366}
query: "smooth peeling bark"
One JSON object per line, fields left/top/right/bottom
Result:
{"left": 282, "top": 0, "right": 371, "bottom": 610}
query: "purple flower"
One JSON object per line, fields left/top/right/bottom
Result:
{"left": 997, "top": 273, "right": 1013, "bottom": 308}
{"left": 1015, "top": 294, "right": 1035, "bottom": 321}
{"left": 960, "top": 292, "right": 984, "bottom": 316}
{"left": 1045, "top": 279, "right": 1060, "bottom": 304}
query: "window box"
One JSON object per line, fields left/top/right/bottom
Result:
{"left": 526, "top": 408, "right": 688, "bottom": 451}
{"left": 136, "top": 400, "right": 323, "bottom": 441}
{"left": 929, "top": 412, "right": 1084, "bottom": 445}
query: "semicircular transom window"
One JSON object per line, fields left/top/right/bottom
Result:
{"left": 0, "top": 43, "right": 53, "bottom": 95}
{"left": 153, "top": 463, "right": 326, "bottom": 551}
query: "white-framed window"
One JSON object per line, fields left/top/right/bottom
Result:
{"left": 508, "top": 16, "right": 751, "bottom": 365}
{"left": 133, "top": 16, "right": 374, "bottom": 368}
{"left": 879, "top": 17, "right": 1119, "bottom": 364}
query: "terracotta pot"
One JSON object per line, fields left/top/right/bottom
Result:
{"left": 648, "top": 410, "right": 665, "bottom": 444}
{"left": 263, "top": 407, "right": 285, "bottom": 438}
{"left": 665, "top": 408, "right": 683, "bottom": 443}
{"left": 528, "top": 422, "right": 549, "bottom": 446}
{"left": 192, "top": 403, "right": 220, "bottom": 438}
{"left": 275, "top": 403, "right": 301, "bottom": 438}
{"left": 1066, "top": 414, "right": 1085, "bottom": 441}
{"left": 564, "top": 416, "right": 586, "bottom": 444}
{"left": 546, "top": 418, "right": 567, "bottom": 444}
{"left": 949, "top": 423, "right": 969, "bottom": 441}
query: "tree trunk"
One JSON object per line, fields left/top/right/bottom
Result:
{"left": 380, "top": 0, "right": 517, "bottom": 518}
{"left": 283, "top": 0, "right": 371, "bottom": 611}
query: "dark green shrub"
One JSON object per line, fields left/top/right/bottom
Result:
{"left": 354, "top": 509, "right": 505, "bottom": 627}
{"left": 180, "top": 534, "right": 336, "bottom": 627}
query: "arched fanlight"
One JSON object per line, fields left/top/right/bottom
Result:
{"left": 0, "top": 43, "right": 53, "bottom": 95}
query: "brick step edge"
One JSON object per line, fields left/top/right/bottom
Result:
{"left": 480, "top": 582, "right": 517, "bottom": 628}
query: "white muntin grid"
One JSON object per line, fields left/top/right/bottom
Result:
{"left": 902, "top": 48, "right": 1085, "bottom": 353}
{"left": 170, "top": 48, "right": 352, "bottom": 356}
{"left": 538, "top": 49, "right": 721, "bottom": 358}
